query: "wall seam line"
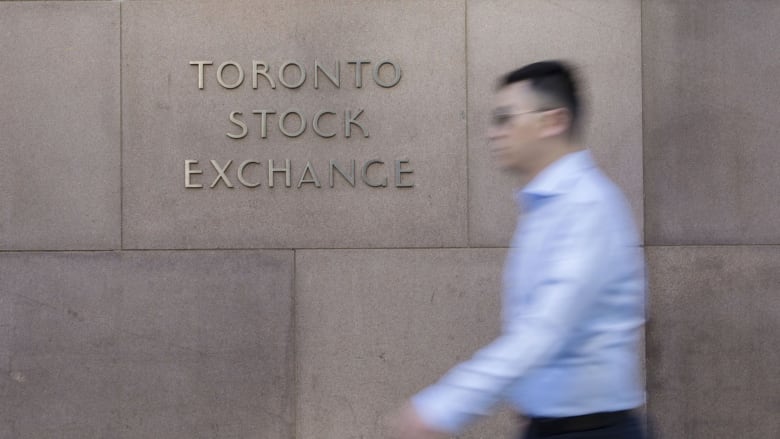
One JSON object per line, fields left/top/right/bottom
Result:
{"left": 639, "top": 1, "right": 649, "bottom": 434}
{"left": 640, "top": 0, "right": 647, "bottom": 248}
{"left": 10, "top": 244, "right": 780, "bottom": 254}
{"left": 464, "top": 0, "right": 471, "bottom": 247}
{"left": 291, "top": 248, "right": 298, "bottom": 439}
{"left": 119, "top": 0, "right": 124, "bottom": 251}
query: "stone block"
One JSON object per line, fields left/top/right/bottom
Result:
{"left": 0, "top": 250, "right": 293, "bottom": 438}
{"left": 0, "top": 2, "right": 120, "bottom": 250}
{"left": 122, "top": 0, "right": 467, "bottom": 249}
{"left": 646, "top": 246, "right": 780, "bottom": 438}
{"left": 643, "top": 1, "right": 780, "bottom": 244}
{"left": 295, "top": 248, "right": 517, "bottom": 438}
{"left": 467, "top": 0, "right": 642, "bottom": 246}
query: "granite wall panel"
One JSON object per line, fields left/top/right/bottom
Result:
{"left": 0, "top": 1, "right": 120, "bottom": 250}
{"left": 122, "top": 0, "right": 468, "bottom": 249}
{"left": 646, "top": 246, "right": 780, "bottom": 438}
{"left": 467, "top": 0, "right": 643, "bottom": 246}
{"left": 0, "top": 251, "right": 294, "bottom": 439}
{"left": 295, "top": 248, "right": 518, "bottom": 439}
{"left": 643, "top": 0, "right": 780, "bottom": 244}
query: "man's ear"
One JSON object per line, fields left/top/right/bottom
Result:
{"left": 539, "top": 108, "right": 571, "bottom": 138}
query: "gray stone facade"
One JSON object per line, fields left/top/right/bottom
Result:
{"left": 0, "top": 1, "right": 776, "bottom": 438}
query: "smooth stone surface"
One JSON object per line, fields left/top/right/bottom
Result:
{"left": 646, "top": 246, "right": 780, "bottom": 438}
{"left": 643, "top": 1, "right": 780, "bottom": 245}
{"left": 467, "top": 0, "right": 642, "bottom": 246}
{"left": 122, "top": 0, "right": 467, "bottom": 249}
{"left": 0, "top": 2, "right": 120, "bottom": 250}
{"left": 295, "top": 248, "right": 517, "bottom": 438}
{"left": 0, "top": 251, "right": 293, "bottom": 438}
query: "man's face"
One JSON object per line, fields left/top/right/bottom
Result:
{"left": 487, "top": 81, "right": 546, "bottom": 172}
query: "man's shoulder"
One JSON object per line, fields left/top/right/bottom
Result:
{"left": 564, "top": 166, "right": 627, "bottom": 207}
{"left": 559, "top": 167, "right": 640, "bottom": 245}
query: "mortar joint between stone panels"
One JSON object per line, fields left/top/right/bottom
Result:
{"left": 5, "top": 244, "right": 780, "bottom": 253}
{"left": 643, "top": 244, "right": 780, "bottom": 248}
{"left": 0, "top": 249, "right": 119, "bottom": 254}
{"left": 119, "top": 0, "right": 124, "bottom": 251}
{"left": 464, "top": 0, "right": 471, "bottom": 247}
{"left": 291, "top": 248, "right": 298, "bottom": 439}
{"left": 0, "top": 246, "right": 516, "bottom": 253}
{"left": 640, "top": 0, "right": 647, "bottom": 248}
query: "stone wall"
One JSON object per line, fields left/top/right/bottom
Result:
{"left": 643, "top": 1, "right": 780, "bottom": 437}
{"left": 2, "top": 1, "right": 774, "bottom": 438}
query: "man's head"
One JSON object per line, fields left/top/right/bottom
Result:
{"left": 488, "top": 60, "right": 582, "bottom": 175}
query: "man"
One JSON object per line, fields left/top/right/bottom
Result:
{"left": 390, "top": 61, "right": 646, "bottom": 439}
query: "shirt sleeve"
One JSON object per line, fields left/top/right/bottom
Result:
{"left": 411, "top": 201, "right": 612, "bottom": 434}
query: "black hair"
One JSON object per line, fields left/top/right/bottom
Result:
{"left": 500, "top": 60, "right": 581, "bottom": 136}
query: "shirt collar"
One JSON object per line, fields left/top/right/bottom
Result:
{"left": 516, "top": 149, "right": 596, "bottom": 208}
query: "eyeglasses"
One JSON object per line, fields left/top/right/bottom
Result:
{"left": 490, "top": 109, "right": 551, "bottom": 127}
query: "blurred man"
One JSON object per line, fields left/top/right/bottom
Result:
{"left": 390, "top": 61, "right": 646, "bottom": 439}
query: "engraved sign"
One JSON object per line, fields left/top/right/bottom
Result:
{"left": 122, "top": 0, "right": 466, "bottom": 248}
{"left": 184, "top": 59, "right": 414, "bottom": 190}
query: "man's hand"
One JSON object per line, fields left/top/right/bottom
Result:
{"left": 387, "top": 402, "right": 448, "bottom": 439}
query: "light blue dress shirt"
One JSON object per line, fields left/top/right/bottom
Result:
{"left": 412, "top": 150, "right": 645, "bottom": 434}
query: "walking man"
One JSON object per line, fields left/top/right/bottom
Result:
{"left": 390, "top": 61, "right": 646, "bottom": 439}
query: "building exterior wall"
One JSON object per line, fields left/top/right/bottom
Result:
{"left": 0, "top": 1, "right": 774, "bottom": 438}
{"left": 643, "top": 1, "right": 780, "bottom": 437}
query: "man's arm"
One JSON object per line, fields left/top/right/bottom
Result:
{"left": 402, "top": 201, "right": 612, "bottom": 435}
